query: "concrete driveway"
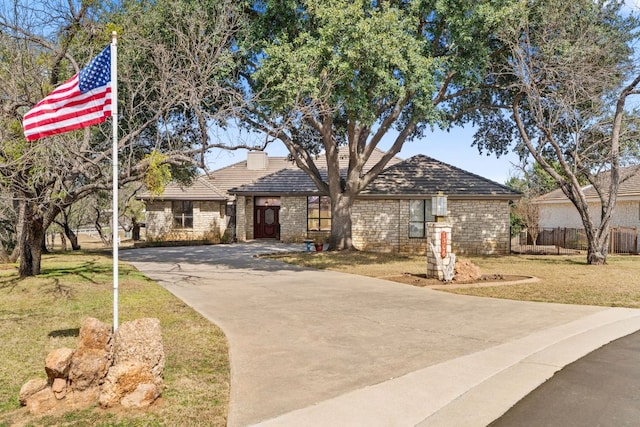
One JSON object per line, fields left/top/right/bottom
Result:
{"left": 120, "top": 243, "right": 640, "bottom": 426}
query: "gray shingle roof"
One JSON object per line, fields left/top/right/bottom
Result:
{"left": 202, "top": 157, "right": 297, "bottom": 196}
{"left": 138, "top": 148, "right": 402, "bottom": 201}
{"left": 232, "top": 155, "right": 521, "bottom": 199}
{"left": 137, "top": 156, "right": 296, "bottom": 201}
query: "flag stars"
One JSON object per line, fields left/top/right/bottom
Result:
{"left": 79, "top": 47, "right": 111, "bottom": 93}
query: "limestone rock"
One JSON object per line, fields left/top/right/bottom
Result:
{"left": 20, "top": 317, "right": 164, "bottom": 414}
{"left": 113, "top": 318, "right": 164, "bottom": 384}
{"left": 45, "top": 347, "right": 74, "bottom": 381}
{"left": 19, "top": 378, "right": 47, "bottom": 405}
{"left": 25, "top": 387, "right": 58, "bottom": 415}
{"left": 52, "top": 377, "right": 67, "bottom": 400}
{"left": 66, "top": 387, "right": 101, "bottom": 410}
{"left": 77, "top": 317, "right": 112, "bottom": 350}
{"left": 68, "top": 318, "right": 112, "bottom": 391}
{"left": 99, "top": 361, "right": 155, "bottom": 408}
{"left": 120, "top": 383, "right": 161, "bottom": 409}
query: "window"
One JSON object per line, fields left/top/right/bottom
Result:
{"left": 409, "top": 200, "right": 434, "bottom": 238}
{"left": 173, "top": 201, "right": 193, "bottom": 229}
{"left": 308, "top": 196, "right": 331, "bottom": 231}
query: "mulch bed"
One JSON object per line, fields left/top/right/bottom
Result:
{"left": 383, "top": 273, "right": 532, "bottom": 288}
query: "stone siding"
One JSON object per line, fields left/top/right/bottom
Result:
{"left": 235, "top": 196, "right": 247, "bottom": 241}
{"left": 350, "top": 198, "right": 510, "bottom": 255}
{"left": 447, "top": 199, "right": 511, "bottom": 255}
{"left": 352, "top": 199, "right": 403, "bottom": 252}
{"left": 279, "top": 196, "right": 309, "bottom": 242}
{"left": 144, "top": 201, "right": 173, "bottom": 238}
{"left": 145, "top": 200, "right": 226, "bottom": 241}
{"left": 155, "top": 194, "right": 513, "bottom": 255}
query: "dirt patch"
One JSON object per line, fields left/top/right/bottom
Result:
{"left": 384, "top": 273, "right": 532, "bottom": 288}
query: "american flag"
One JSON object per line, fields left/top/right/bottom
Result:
{"left": 23, "top": 45, "right": 112, "bottom": 141}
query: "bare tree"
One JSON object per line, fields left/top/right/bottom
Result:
{"left": 0, "top": 0, "right": 250, "bottom": 275}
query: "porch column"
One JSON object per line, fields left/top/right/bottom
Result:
{"left": 235, "top": 197, "right": 247, "bottom": 242}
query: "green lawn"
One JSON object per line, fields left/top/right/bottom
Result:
{"left": 0, "top": 251, "right": 229, "bottom": 427}
{"left": 3, "top": 248, "right": 638, "bottom": 425}
{"left": 269, "top": 251, "right": 640, "bottom": 308}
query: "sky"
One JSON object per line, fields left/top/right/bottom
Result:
{"left": 204, "top": 126, "right": 522, "bottom": 186}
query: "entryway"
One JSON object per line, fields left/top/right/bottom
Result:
{"left": 254, "top": 197, "right": 280, "bottom": 239}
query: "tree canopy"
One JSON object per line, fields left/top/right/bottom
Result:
{"left": 474, "top": 0, "right": 640, "bottom": 264}
{"left": 236, "top": 0, "right": 518, "bottom": 249}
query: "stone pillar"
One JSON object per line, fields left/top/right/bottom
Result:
{"left": 235, "top": 197, "right": 246, "bottom": 242}
{"left": 426, "top": 222, "right": 453, "bottom": 280}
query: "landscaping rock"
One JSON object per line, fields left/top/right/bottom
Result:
{"left": 45, "top": 347, "right": 74, "bottom": 381}
{"left": 112, "top": 317, "right": 164, "bottom": 385}
{"left": 68, "top": 318, "right": 113, "bottom": 391}
{"left": 25, "top": 387, "right": 58, "bottom": 414}
{"left": 51, "top": 378, "right": 67, "bottom": 399}
{"left": 19, "top": 378, "right": 47, "bottom": 405}
{"left": 19, "top": 317, "right": 164, "bottom": 415}
{"left": 66, "top": 387, "right": 100, "bottom": 410}
{"left": 120, "top": 383, "right": 161, "bottom": 409}
{"left": 99, "top": 360, "right": 155, "bottom": 408}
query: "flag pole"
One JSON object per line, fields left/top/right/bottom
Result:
{"left": 111, "top": 31, "right": 119, "bottom": 331}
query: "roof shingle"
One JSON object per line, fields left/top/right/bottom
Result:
{"left": 232, "top": 155, "right": 521, "bottom": 199}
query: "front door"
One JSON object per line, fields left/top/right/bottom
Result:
{"left": 254, "top": 206, "right": 280, "bottom": 239}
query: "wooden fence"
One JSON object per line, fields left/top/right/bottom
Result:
{"left": 512, "top": 227, "right": 639, "bottom": 254}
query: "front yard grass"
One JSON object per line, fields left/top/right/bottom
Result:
{"left": 0, "top": 250, "right": 229, "bottom": 427}
{"left": 270, "top": 251, "right": 640, "bottom": 308}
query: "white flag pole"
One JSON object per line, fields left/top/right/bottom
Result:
{"left": 111, "top": 32, "right": 119, "bottom": 331}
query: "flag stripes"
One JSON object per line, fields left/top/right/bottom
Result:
{"left": 23, "top": 46, "right": 112, "bottom": 141}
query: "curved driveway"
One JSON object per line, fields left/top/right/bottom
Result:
{"left": 121, "top": 243, "right": 640, "bottom": 427}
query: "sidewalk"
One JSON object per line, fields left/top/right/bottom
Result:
{"left": 121, "top": 243, "right": 640, "bottom": 426}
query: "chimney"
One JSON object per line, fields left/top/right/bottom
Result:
{"left": 247, "top": 151, "right": 268, "bottom": 170}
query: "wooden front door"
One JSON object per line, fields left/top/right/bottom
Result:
{"left": 254, "top": 206, "right": 279, "bottom": 239}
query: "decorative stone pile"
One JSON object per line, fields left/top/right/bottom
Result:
{"left": 19, "top": 317, "right": 164, "bottom": 415}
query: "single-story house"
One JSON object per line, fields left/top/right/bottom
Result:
{"left": 139, "top": 151, "right": 521, "bottom": 255}
{"left": 138, "top": 151, "right": 297, "bottom": 241}
{"left": 534, "top": 168, "right": 640, "bottom": 230}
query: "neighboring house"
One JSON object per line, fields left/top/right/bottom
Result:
{"left": 534, "top": 168, "right": 640, "bottom": 230}
{"left": 140, "top": 151, "right": 521, "bottom": 255}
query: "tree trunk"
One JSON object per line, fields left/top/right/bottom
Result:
{"left": 18, "top": 202, "right": 45, "bottom": 277}
{"left": 328, "top": 193, "right": 355, "bottom": 251}
{"left": 585, "top": 223, "right": 610, "bottom": 265}
{"left": 0, "top": 244, "right": 8, "bottom": 263}
{"left": 63, "top": 223, "right": 81, "bottom": 250}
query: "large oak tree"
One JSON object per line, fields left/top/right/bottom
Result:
{"left": 236, "top": 0, "right": 518, "bottom": 250}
